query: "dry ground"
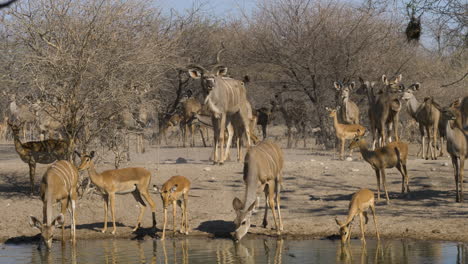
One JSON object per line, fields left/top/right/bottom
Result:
{"left": 1, "top": 129, "right": 467, "bottom": 244}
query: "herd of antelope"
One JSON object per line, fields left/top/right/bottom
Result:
{"left": 2, "top": 46, "right": 467, "bottom": 249}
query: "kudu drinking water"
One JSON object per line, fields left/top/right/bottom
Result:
{"left": 29, "top": 160, "right": 79, "bottom": 249}
{"left": 188, "top": 45, "right": 253, "bottom": 164}
{"left": 232, "top": 141, "right": 284, "bottom": 242}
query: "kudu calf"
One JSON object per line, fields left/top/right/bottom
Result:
{"left": 232, "top": 141, "right": 284, "bottom": 242}
{"left": 333, "top": 81, "right": 360, "bottom": 125}
{"left": 402, "top": 83, "right": 441, "bottom": 160}
{"left": 442, "top": 104, "right": 468, "bottom": 202}
{"left": 188, "top": 46, "right": 253, "bottom": 164}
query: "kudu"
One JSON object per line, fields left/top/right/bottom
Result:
{"left": 401, "top": 83, "right": 441, "bottom": 160}
{"left": 271, "top": 90, "right": 310, "bottom": 148}
{"left": 232, "top": 141, "right": 284, "bottom": 242}
{"left": 349, "top": 133, "right": 409, "bottom": 204}
{"left": 188, "top": 46, "right": 253, "bottom": 164}
{"left": 153, "top": 175, "right": 191, "bottom": 240}
{"left": 442, "top": 104, "right": 467, "bottom": 202}
{"left": 357, "top": 75, "right": 403, "bottom": 148}
{"left": 335, "top": 189, "right": 380, "bottom": 245}
{"left": 29, "top": 160, "right": 79, "bottom": 249}
{"left": 194, "top": 102, "right": 259, "bottom": 162}
{"left": 77, "top": 151, "right": 157, "bottom": 234}
{"left": 179, "top": 94, "right": 207, "bottom": 147}
{"left": 8, "top": 121, "right": 69, "bottom": 194}
{"left": 333, "top": 82, "right": 360, "bottom": 124}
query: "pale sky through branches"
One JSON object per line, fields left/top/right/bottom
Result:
{"left": 157, "top": 0, "right": 256, "bottom": 17}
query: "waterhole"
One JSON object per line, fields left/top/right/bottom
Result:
{"left": 0, "top": 238, "right": 466, "bottom": 263}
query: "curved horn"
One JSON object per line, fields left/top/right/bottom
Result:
{"left": 187, "top": 64, "right": 207, "bottom": 72}
{"left": 215, "top": 42, "right": 226, "bottom": 64}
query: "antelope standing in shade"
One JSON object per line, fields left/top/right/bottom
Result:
{"left": 401, "top": 83, "right": 441, "bottom": 160}
{"left": 271, "top": 90, "right": 310, "bottom": 148}
{"left": 349, "top": 134, "right": 409, "bottom": 204}
{"left": 188, "top": 45, "right": 253, "bottom": 164}
{"left": 153, "top": 175, "right": 191, "bottom": 240}
{"left": 29, "top": 160, "right": 79, "bottom": 249}
{"left": 326, "top": 107, "right": 366, "bottom": 160}
{"left": 232, "top": 141, "right": 284, "bottom": 242}
{"left": 254, "top": 106, "right": 273, "bottom": 140}
{"left": 181, "top": 97, "right": 201, "bottom": 147}
{"left": 335, "top": 189, "right": 380, "bottom": 245}
{"left": 8, "top": 121, "right": 69, "bottom": 194}
{"left": 77, "top": 151, "right": 157, "bottom": 234}
{"left": 333, "top": 82, "right": 360, "bottom": 124}
{"left": 442, "top": 105, "right": 467, "bottom": 202}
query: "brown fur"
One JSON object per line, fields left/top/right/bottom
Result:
{"left": 327, "top": 107, "right": 366, "bottom": 160}
{"left": 335, "top": 189, "right": 380, "bottom": 245}
{"left": 154, "top": 175, "right": 191, "bottom": 240}
{"left": 349, "top": 137, "right": 409, "bottom": 204}
{"left": 77, "top": 151, "right": 156, "bottom": 235}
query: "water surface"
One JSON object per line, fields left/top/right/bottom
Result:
{"left": 0, "top": 238, "right": 466, "bottom": 264}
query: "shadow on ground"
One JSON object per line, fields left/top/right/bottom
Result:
{"left": 196, "top": 220, "right": 235, "bottom": 238}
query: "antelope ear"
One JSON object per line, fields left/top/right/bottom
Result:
{"left": 215, "top": 66, "right": 228, "bottom": 76}
{"left": 382, "top": 75, "right": 388, "bottom": 85}
{"left": 89, "top": 151, "right": 95, "bottom": 158}
{"left": 335, "top": 217, "right": 343, "bottom": 226}
{"left": 29, "top": 216, "right": 42, "bottom": 230}
{"left": 188, "top": 68, "right": 202, "bottom": 79}
{"left": 247, "top": 201, "right": 256, "bottom": 212}
{"left": 232, "top": 197, "right": 243, "bottom": 211}
{"left": 74, "top": 151, "right": 81, "bottom": 158}
{"left": 411, "top": 83, "right": 420, "bottom": 91}
{"left": 395, "top": 74, "right": 402, "bottom": 83}
{"left": 349, "top": 82, "right": 355, "bottom": 90}
{"left": 52, "top": 214, "right": 65, "bottom": 227}
{"left": 152, "top": 185, "right": 160, "bottom": 193}
{"left": 333, "top": 82, "right": 341, "bottom": 90}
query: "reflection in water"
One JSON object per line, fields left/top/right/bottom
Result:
{"left": 1, "top": 238, "right": 466, "bottom": 263}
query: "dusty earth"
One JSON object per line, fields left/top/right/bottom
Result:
{"left": 1, "top": 127, "right": 467, "bottom": 244}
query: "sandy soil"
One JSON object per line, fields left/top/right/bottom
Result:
{"left": 1, "top": 130, "right": 467, "bottom": 244}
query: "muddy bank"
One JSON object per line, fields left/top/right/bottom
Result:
{"left": 1, "top": 141, "right": 468, "bottom": 244}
